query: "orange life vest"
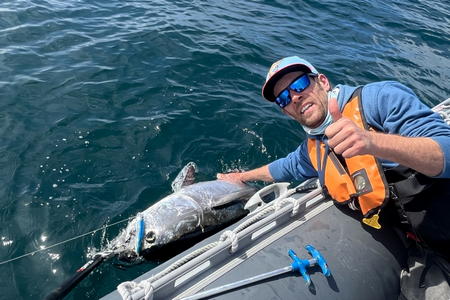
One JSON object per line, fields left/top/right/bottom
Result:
{"left": 307, "top": 88, "right": 389, "bottom": 221}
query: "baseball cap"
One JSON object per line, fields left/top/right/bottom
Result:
{"left": 262, "top": 56, "right": 319, "bottom": 102}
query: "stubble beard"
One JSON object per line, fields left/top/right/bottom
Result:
{"left": 296, "top": 96, "right": 328, "bottom": 128}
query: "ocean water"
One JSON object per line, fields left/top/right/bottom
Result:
{"left": 0, "top": 0, "right": 449, "bottom": 299}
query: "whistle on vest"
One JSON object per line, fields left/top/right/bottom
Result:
{"left": 362, "top": 211, "right": 381, "bottom": 229}
{"left": 351, "top": 170, "right": 382, "bottom": 229}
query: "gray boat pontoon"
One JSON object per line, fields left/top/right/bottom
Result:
{"left": 102, "top": 99, "right": 450, "bottom": 300}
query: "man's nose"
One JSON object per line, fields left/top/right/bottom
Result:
{"left": 290, "top": 91, "right": 303, "bottom": 103}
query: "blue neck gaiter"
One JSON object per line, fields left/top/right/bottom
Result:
{"left": 302, "top": 87, "right": 340, "bottom": 136}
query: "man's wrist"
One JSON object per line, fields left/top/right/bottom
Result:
{"left": 367, "top": 131, "right": 380, "bottom": 156}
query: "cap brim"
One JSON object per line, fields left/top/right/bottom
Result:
{"left": 262, "top": 64, "right": 312, "bottom": 102}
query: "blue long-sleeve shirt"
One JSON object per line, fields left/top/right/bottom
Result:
{"left": 269, "top": 81, "right": 450, "bottom": 181}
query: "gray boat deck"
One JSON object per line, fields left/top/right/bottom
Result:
{"left": 101, "top": 98, "right": 450, "bottom": 300}
{"left": 103, "top": 199, "right": 406, "bottom": 300}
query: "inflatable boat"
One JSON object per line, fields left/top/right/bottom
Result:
{"left": 101, "top": 98, "right": 450, "bottom": 300}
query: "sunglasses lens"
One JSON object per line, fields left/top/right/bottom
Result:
{"left": 275, "top": 90, "right": 291, "bottom": 108}
{"left": 290, "top": 74, "right": 310, "bottom": 93}
{"left": 274, "top": 74, "right": 312, "bottom": 108}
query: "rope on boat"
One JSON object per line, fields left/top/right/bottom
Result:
{"left": 116, "top": 99, "right": 450, "bottom": 299}
{"left": 117, "top": 183, "right": 321, "bottom": 300}
{"left": 219, "top": 231, "right": 238, "bottom": 253}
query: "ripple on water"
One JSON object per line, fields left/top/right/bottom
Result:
{"left": 0, "top": 0, "right": 449, "bottom": 299}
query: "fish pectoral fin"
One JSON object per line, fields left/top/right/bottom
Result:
{"left": 211, "top": 193, "right": 244, "bottom": 209}
{"left": 211, "top": 189, "right": 251, "bottom": 209}
{"left": 171, "top": 162, "right": 198, "bottom": 192}
{"left": 211, "top": 199, "right": 242, "bottom": 210}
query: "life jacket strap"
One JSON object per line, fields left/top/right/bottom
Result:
{"left": 388, "top": 172, "right": 432, "bottom": 200}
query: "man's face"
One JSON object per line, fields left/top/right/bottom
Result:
{"left": 273, "top": 71, "right": 330, "bottom": 128}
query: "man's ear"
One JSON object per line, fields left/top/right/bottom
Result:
{"left": 317, "top": 74, "right": 331, "bottom": 91}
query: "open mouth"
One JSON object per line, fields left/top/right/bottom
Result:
{"left": 301, "top": 103, "right": 313, "bottom": 114}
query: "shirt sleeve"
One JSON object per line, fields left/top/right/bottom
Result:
{"left": 268, "top": 141, "right": 318, "bottom": 182}
{"left": 362, "top": 81, "right": 450, "bottom": 178}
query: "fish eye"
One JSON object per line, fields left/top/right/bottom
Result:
{"left": 145, "top": 231, "right": 156, "bottom": 243}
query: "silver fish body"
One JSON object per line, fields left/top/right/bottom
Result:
{"left": 107, "top": 180, "right": 255, "bottom": 262}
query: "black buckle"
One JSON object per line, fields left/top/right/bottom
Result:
{"left": 389, "top": 184, "right": 399, "bottom": 200}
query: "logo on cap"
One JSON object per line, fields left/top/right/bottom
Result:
{"left": 267, "top": 60, "right": 283, "bottom": 80}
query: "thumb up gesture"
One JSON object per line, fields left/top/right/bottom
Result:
{"left": 328, "top": 94, "right": 343, "bottom": 122}
{"left": 324, "top": 96, "right": 372, "bottom": 158}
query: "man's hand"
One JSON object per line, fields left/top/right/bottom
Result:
{"left": 216, "top": 172, "right": 245, "bottom": 183}
{"left": 325, "top": 97, "right": 373, "bottom": 158}
{"left": 324, "top": 97, "right": 443, "bottom": 176}
{"left": 217, "top": 165, "right": 274, "bottom": 183}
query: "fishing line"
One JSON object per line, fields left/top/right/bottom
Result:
{"left": 0, "top": 216, "right": 134, "bottom": 265}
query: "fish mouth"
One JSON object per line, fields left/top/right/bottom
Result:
{"left": 117, "top": 250, "right": 141, "bottom": 264}
{"left": 116, "top": 230, "right": 157, "bottom": 264}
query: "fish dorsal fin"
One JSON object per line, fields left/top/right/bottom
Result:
{"left": 171, "top": 162, "right": 197, "bottom": 192}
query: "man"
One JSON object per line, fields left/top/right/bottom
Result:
{"left": 217, "top": 56, "right": 450, "bottom": 299}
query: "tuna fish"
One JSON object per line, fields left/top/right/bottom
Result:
{"left": 103, "top": 162, "right": 256, "bottom": 263}
{"left": 45, "top": 162, "right": 255, "bottom": 300}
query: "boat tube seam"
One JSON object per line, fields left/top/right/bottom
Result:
{"left": 113, "top": 99, "right": 450, "bottom": 300}
{"left": 154, "top": 188, "right": 324, "bottom": 289}
{"left": 174, "top": 199, "right": 334, "bottom": 299}
{"left": 117, "top": 183, "right": 324, "bottom": 300}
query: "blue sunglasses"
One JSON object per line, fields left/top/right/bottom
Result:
{"left": 275, "top": 74, "right": 314, "bottom": 108}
